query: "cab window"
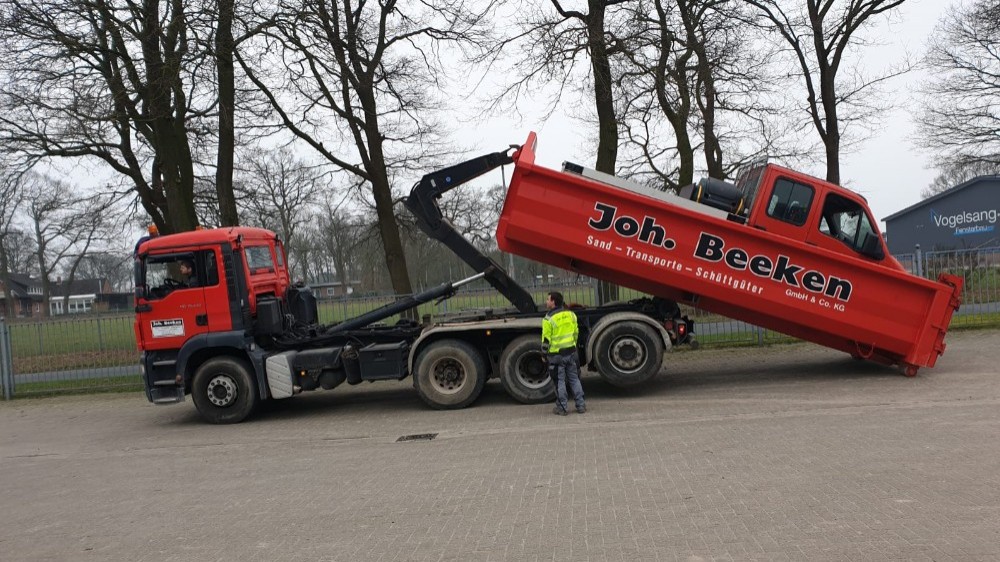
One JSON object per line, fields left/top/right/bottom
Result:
{"left": 141, "top": 251, "right": 217, "bottom": 299}
{"left": 766, "top": 178, "right": 813, "bottom": 226}
{"left": 245, "top": 245, "right": 275, "bottom": 275}
{"left": 819, "top": 194, "right": 880, "bottom": 255}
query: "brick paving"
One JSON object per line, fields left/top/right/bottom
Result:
{"left": 1, "top": 330, "right": 998, "bottom": 561}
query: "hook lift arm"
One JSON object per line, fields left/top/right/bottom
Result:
{"left": 403, "top": 147, "right": 537, "bottom": 314}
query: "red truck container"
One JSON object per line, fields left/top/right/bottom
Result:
{"left": 497, "top": 133, "right": 963, "bottom": 375}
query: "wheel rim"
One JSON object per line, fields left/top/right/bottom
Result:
{"left": 515, "top": 353, "right": 549, "bottom": 390}
{"left": 429, "top": 357, "right": 467, "bottom": 395}
{"left": 206, "top": 374, "right": 238, "bottom": 407}
{"left": 608, "top": 336, "right": 647, "bottom": 373}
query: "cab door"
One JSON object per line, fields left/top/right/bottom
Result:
{"left": 805, "top": 192, "right": 889, "bottom": 262}
{"left": 136, "top": 251, "right": 211, "bottom": 351}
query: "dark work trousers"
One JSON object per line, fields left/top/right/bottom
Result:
{"left": 549, "top": 351, "right": 584, "bottom": 412}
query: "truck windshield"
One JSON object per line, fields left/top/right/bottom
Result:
{"left": 819, "top": 194, "right": 881, "bottom": 255}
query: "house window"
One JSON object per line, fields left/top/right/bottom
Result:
{"left": 326, "top": 288, "right": 335, "bottom": 297}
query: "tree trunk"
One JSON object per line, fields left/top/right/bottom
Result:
{"left": 588, "top": 0, "right": 618, "bottom": 175}
{"left": 371, "top": 174, "right": 413, "bottom": 297}
{"left": 822, "top": 78, "right": 841, "bottom": 184}
{"left": 587, "top": 0, "right": 620, "bottom": 304}
{"left": 215, "top": 0, "right": 240, "bottom": 226}
{"left": 365, "top": 133, "right": 413, "bottom": 307}
{"left": 142, "top": 0, "right": 198, "bottom": 234}
{"left": 0, "top": 242, "right": 14, "bottom": 318}
{"left": 33, "top": 233, "right": 49, "bottom": 318}
{"left": 697, "top": 53, "right": 724, "bottom": 178}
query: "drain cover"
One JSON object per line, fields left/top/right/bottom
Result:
{"left": 396, "top": 433, "right": 438, "bottom": 442}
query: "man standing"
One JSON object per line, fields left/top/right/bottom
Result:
{"left": 543, "top": 291, "right": 586, "bottom": 415}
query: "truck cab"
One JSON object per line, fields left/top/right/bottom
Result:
{"left": 134, "top": 227, "right": 291, "bottom": 408}
{"left": 735, "top": 163, "right": 900, "bottom": 268}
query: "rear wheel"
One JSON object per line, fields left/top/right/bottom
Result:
{"left": 413, "top": 339, "right": 487, "bottom": 409}
{"left": 592, "top": 321, "right": 664, "bottom": 387}
{"left": 191, "top": 357, "right": 259, "bottom": 424}
{"left": 499, "top": 335, "right": 555, "bottom": 404}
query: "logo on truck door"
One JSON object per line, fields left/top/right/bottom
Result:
{"left": 151, "top": 319, "right": 185, "bottom": 338}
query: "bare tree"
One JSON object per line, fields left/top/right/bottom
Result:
{"left": 73, "top": 251, "right": 133, "bottom": 293}
{"left": 237, "top": 147, "right": 326, "bottom": 280}
{"left": 315, "top": 196, "right": 368, "bottom": 293}
{"left": 478, "top": 1, "right": 638, "bottom": 302}
{"left": 744, "top": 0, "right": 912, "bottom": 184}
{"left": 214, "top": 0, "right": 241, "bottom": 227}
{"left": 20, "top": 174, "right": 112, "bottom": 316}
{"left": 0, "top": 0, "right": 273, "bottom": 234}
{"left": 915, "top": 0, "right": 1000, "bottom": 178}
{"left": 0, "top": 163, "right": 23, "bottom": 316}
{"left": 0, "top": 0, "right": 208, "bottom": 233}
{"left": 204, "top": 0, "right": 276, "bottom": 226}
{"left": 921, "top": 161, "right": 1000, "bottom": 199}
{"left": 55, "top": 195, "right": 118, "bottom": 314}
{"left": 676, "top": 0, "right": 795, "bottom": 180}
{"left": 236, "top": 1, "right": 488, "bottom": 301}
{"left": 616, "top": 0, "right": 699, "bottom": 189}
{"left": 545, "top": 1, "right": 627, "bottom": 174}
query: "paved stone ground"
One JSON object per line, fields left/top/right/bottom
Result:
{"left": 2, "top": 330, "right": 999, "bottom": 562}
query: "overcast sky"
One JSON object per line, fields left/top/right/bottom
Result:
{"left": 457, "top": 0, "right": 953, "bottom": 229}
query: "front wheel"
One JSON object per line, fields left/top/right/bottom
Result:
{"left": 191, "top": 357, "right": 260, "bottom": 424}
{"left": 499, "top": 335, "right": 555, "bottom": 404}
{"left": 592, "top": 321, "right": 664, "bottom": 387}
{"left": 413, "top": 339, "right": 487, "bottom": 409}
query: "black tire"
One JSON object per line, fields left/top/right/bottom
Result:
{"left": 191, "top": 357, "right": 260, "bottom": 424}
{"left": 592, "top": 321, "right": 664, "bottom": 387}
{"left": 499, "top": 335, "right": 555, "bottom": 404}
{"left": 413, "top": 339, "right": 487, "bottom": 409}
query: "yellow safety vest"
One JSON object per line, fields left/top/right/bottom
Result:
{"left": 542, "top": 308, "right": 579, "bottom": 354}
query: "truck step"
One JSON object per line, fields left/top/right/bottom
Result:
{"left": 149, "top": 386, "right": 184, "bottom": 404}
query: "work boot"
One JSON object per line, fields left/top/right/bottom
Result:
{"left": 576, "top": 405, "right": 587, "bottom": 414}
{"left": 552, "top": 406, "right": 568, "bottom": 416}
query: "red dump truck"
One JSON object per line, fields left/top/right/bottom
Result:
{"left": 134, "top": 132, "right": 962, "bottom": 424}
{"left": 497, "top": 132, "right": 963, "bottom": 375}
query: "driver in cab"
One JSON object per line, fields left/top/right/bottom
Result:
{"left": 179, "top": 260, "right": 199, "bottom": 288}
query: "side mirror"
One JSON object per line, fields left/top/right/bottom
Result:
{"left": 860, "top": 233, "right": 885, "bottom": 261}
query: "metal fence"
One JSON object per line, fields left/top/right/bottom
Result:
{"left": 2, "top": 247, "right": 998, "bottom": 399}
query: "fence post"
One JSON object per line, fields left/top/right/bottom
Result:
{"left": 915, "top": 244, "right": 923, "bottom": 278}
{"left": 0, "top": 319, "right": 14, "bottom": 400}
{"left": 96, "top": 317, "right": 105, "bottom": 351}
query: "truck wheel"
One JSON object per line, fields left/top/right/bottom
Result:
{"left": 499, "top": 335, "right": 555, "bottom": 404}
{"left": 413, "top": 339, "right": 487, "bottom": 409}
{"left": 191, "top": 357, "right": 260, "bottom": 424}
{"left": 592, "top": 321, "right": 663, "bottom": 387}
